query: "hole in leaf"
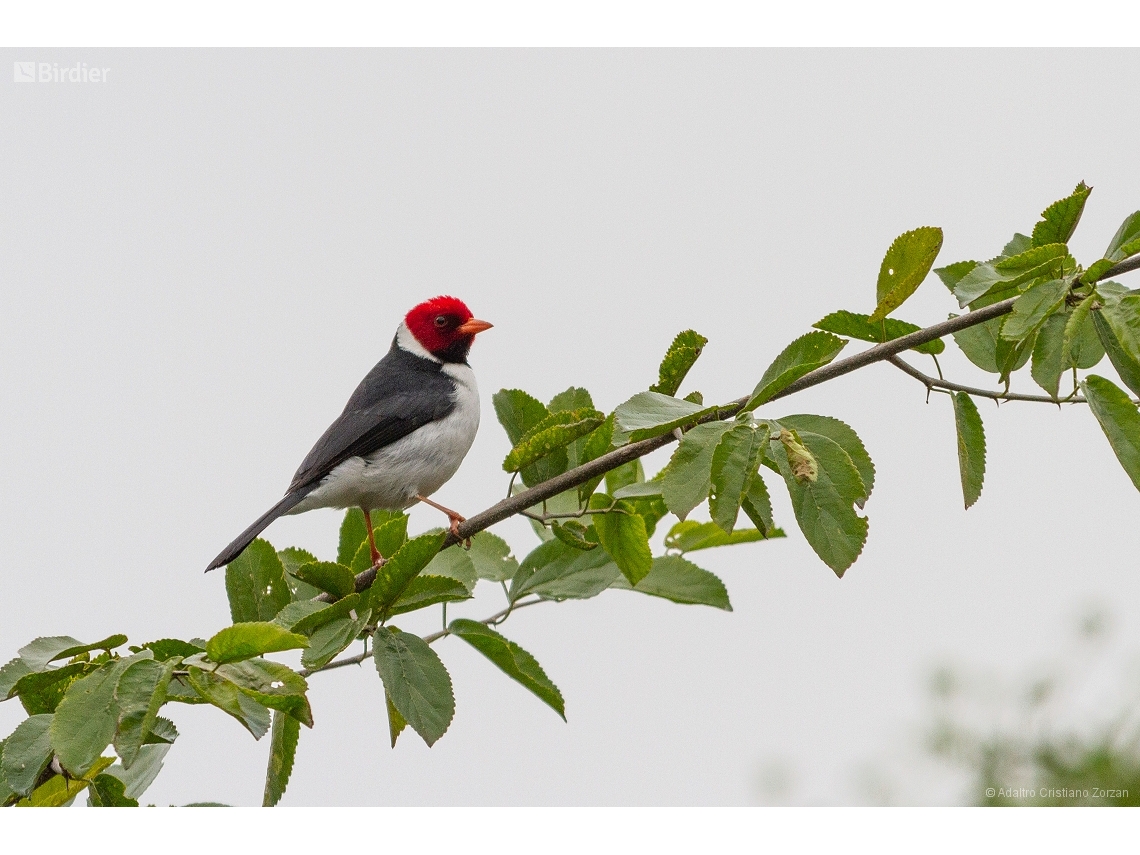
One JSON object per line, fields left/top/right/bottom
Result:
{"left": 270, "top": 680, "right": 284, "bottom": 689}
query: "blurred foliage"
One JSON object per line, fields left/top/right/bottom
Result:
{"left": 927, "top": 609, "right": 1140, "bottom": 806}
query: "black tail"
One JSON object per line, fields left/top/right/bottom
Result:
{"left": 205, "top": 488, "right": 315, "bottom": 572}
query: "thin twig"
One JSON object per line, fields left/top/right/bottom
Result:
{"left": 888, "top": 356, "right": 1088, "bottom": 404}
{"left": 304, "top": 598, "right": 547, "bottom": 676}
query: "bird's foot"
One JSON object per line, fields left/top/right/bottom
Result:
{"left": 447, "top": 514, "right": 472, "bottom": 548}
{"left": 415, "top": 494, "right": 470, "bottom": 547}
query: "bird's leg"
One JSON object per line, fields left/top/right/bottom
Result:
{"left": 415, "top": 494, "right": 469, "bottom": 546}
{"left": 362, "top": 508, "right": 385, "bottom": 568}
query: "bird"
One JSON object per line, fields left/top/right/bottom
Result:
{"left": 206, "top": 295, "right": 492, "bottom": 572}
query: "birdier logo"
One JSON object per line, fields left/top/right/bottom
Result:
{"left": 13, "top": 61, "right": 109, "bottom": 83}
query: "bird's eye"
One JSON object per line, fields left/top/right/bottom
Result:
{"left": 434, "top": 316, "right": 448, "bottom": 328}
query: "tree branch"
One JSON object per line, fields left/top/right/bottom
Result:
{"left": 334, "top": 254, "right": 1140, "bottom": 602}
{"left": 1105, "top": 255, "right": 1140, "bottom": 278}
{"left": 330, "top": 296, "right": 1020, "bottom": 601}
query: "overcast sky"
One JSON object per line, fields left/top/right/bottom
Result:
{"left": 2, "top": 49, "right": 1139, "bottom": 806}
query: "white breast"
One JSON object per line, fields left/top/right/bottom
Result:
{"left": 290, "top": 362, "right": 480, "bottom": 514}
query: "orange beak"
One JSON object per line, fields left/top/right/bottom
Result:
{"left": 456, "top": 318, "right": 493, "bottom": 335}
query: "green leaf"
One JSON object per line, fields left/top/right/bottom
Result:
{"left": 773, "top": 432, "right": 868, "bottom": 576}
{"left": 650, "top": 330, "right": 708, "bottom": 397}
{"left": 0, "top": 658, "right": 33, "bottom": 699}
{"left": 337, "top": 508, "right": 369, "bottom": 566}
{"left": 996, "top": 329, "right": 1037, "bottom": 385}
{"left": 1031, "top": 313, "right": 1066, "bottom": 399}
{"left": 813, "top": 310, "right": 944, "bottom": 356}
{"left": 551, "top": 519, "right": 598, "bottom": 550}
{"left": 1063, "top": 296, "right": 1105, "bottom": 370}
{"left": 869, "top": 226, "right": 944, "bottom": 322}
{"left": 205, "top": 622, "right": 308, "bottom": 665}
{"left": 493, "top": 388, "right": 549, "bottom": 446}
{"left": 225, "top": 538, "right": 290, "bottom": 623}
{"left": 185, "top": 667, "right": 272, "bottom": 739}
{"left": 466, "top": 531, "right": 519, "bottom": 583}
{"left": 50, "top": 657, "right": 138, "bottom": 776}
{"left": 503, "top": 408, "right": 605, "bottom": 472}
{"left": 952, "top": 392, "right": 986, "bottom": 509}
{"left": 951, "top": 309, "right": 1002, "bottom": 374}
{"left": 2, "top": 714, "right": 54, "bottom": 796}
{"left": 300, "top": 614, "right": 368, "bottom": 670}
{"left": 373, "top": 627, "right": 454, "bottom": 747}
{"left": 1094, "top": 293, "right": 1140, "bottom": 397}
{"left": 385, "top": 692, "right": 407, "bottom": 748}
{"left": 591, "top": 497, "right": 653, "bottom": 585}
{"left": 144, "top": 715, "right": 178, "bottom": 745}
{"left": 605, "top": 458, "right": 644, "bottom": 495}
{"left": 369, "top": 531, "right": 448, "bottom": 616}
{"left": 664, "top": 520, "right": 775, "bottom": 552}
{"left": 1082, "top": 375, "right": 1140, "bottom": 492}
{"left": 103, "top": 743, "right": 170, "bottom": 801}
{"left": 660, "top": 421, "right": 733, "bottom": 520}
{"left": 626, "top": 555, "right": 731, "bottom": 610}
{"left": 350, "top": 515, "right": 411, "bottom": 573}
{"left": 448, "top": 619, "right": 566, "bottom": 719}
{"left": 1082, "top": 258, "right": 1116, "bottom": 286}
{"left": 1000, "top": 278, "right": 1069, "bottom": 342}
{"left": 1031, "top": 181, "right": 1091, "bottom": 247}
{"left": 612, "top": 481, "right": 663, "bottom": 500}
{"left": 8, "top": 662, "right": 92, "bottom": 715}
{"left": 740, "top": 473, "right": 778, "bottom": 537}
{"left": 278, "top": 546, "right": 318, "bottom": 577}
{"left": 570, "top": 415, "right": 613, "bottom": 503}
{"left": 263, "top": 709, "right": 300, "bottom": 806}
{"left": 292, "top": 561, "right": 356, "bottom": 599}
{"left": 548, "top": 386, "right": 594, "bottom": 414}
{"left": 778, "top": 415, "right": 875, "bottom": 508}
{"left": 0, "top": 740, "right": 13, "bottom": 805}
{"left": 274, "top": 594, "right": 362, "bottom": 637}
{"left": 139, "top": 638, "right": 205, "bottom": 661}
{"left": 17, "top": 634, "right": 128, "bottom": 671}
{"left": 745, "top": 332, "right": 847, "bottom": 410}
{"left": 708, "top": 423, "right": 762, "bottom": 532}
{"left": 15, "top": 756, "right": 113, "bottom": 806}
{"left": 510, "top": 540, "right": 621, "bottom": 602}
{"left": 276, "top": 547, "right": 321, "bottom": 600}
{"left": 953, "top": 244, "right": 1069, "bottom": 306}
{"left": 1104, "top": 211, "right": 1140, "bottom": 263}
{"left": 935, "top": 259, "right": 981, "bottom": 292}
{"left": 1002, "top": 233, "right": 1033, "bottom": 257}
{"left": 87, "top": 772, "right": 138, "bottom": 807}
{"left": 423, "top": 547, "right": 478, "bottom": 591}
{"left": 113, "top": 658, "right": 175, "bottom": 769}
{"left": 215, "top": 659, "right": 312, "bottom": 727}
{"left": 163, "top": 674, "right": 208, "bottom": 706}
{"left": 387, "top": 575, "right": 472, "bottom": 618}
{"left": 613, "top": 391, "right": 716, "bottom": 443}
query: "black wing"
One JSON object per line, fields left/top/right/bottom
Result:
{"left": 287, "top": 342, "right": 457, "bottom": 492}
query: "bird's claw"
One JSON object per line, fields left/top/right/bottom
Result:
{"left": 447, "top": 514, "right": 470, "bottom": 549}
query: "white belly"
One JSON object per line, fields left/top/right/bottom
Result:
{"left": 289, "top": 363, "right": 480, "bottom": 513}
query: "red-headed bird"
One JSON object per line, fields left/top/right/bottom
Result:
{"left": 206, "top": 296, "right": 492, "bottom": 572}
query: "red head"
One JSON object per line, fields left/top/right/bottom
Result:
{"left": 403, "top": 296, "right": 493, "bottom": 362}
